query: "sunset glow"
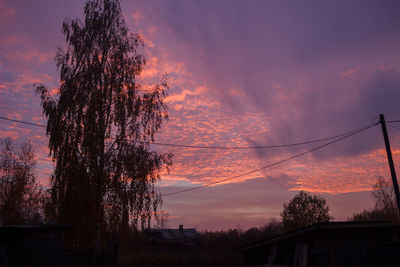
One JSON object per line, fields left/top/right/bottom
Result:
{"left": 1, "top": 0, "right": 400, "bottom": 230}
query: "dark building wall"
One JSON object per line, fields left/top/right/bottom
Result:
{"left": 0, "top": 225, "right": 117, "bottom": 267}
{"left": 239, "top": 223, "right": 400, "bottom": 267}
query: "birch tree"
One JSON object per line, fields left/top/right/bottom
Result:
{"left": 36, "top": 0, "right": 171, "bottom": 249}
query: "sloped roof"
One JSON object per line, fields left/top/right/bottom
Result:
{"left": 235, "top": 221, "right": 397, "bottom": 253}
{"left": 146, "top": 228, "right": 199, "bottom": 241}
{"left": 146, "top": 228, "right": 200, "bottom": 242}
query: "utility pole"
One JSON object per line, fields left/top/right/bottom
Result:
{"left": 379, "top": 114, "right": 400, "bottom": 214}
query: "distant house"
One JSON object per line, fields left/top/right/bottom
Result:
{"left": 145, "top": 225, "right": 202, "bottom": 248}
{"left": 235, "top": 221, "right": 400, "bottom": 267}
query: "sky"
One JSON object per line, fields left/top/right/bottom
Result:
{"left": 1, "top": 0, "right": 400, "bottom": 230}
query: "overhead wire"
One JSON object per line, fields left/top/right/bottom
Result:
{"left": 161, "top": 122, "right": 379, "bottom": 197}
{"left": 0, "top": 116, "right": 46, "bottom": 128}
{"left": 0, "top": 115, "right": 385, "bottom": 150}
{"left": 388, "top": 124, "right": 400, "bottom": 133}
{"left": 143, "top": 123, "right": 377, "bottom": 149}
{"left": 0, "top": 115, "right": 383, "bottom": 196}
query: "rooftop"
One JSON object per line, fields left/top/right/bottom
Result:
{"left": 235, "top": 221, "right": 397, "bottom": 252}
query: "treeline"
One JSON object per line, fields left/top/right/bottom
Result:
{"left": 117, "top": 183, "right": 399, "bottom": 266}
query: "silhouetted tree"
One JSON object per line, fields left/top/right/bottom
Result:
{"left": 36, "top": 0, "right": 171, "bottom": 249}
{"left": 351, "top": 176, "right": 399, "bottom": 223}
{"left": 156, "top": 210, "right": 169, "bottom": 229}
{"left": 260, "top": 218, "right": 283, "bottom": 237}
{"left": 351, "top": 209, "right": 386, "bottom": 221}
{"left": 0, "top": 138, "right": 43, "bottom": 225}
{"left": 281, "top": 191, "right": 331, "bottom": 231}
{"left": 371, "top": 176, "right": 399, "bottom": 221}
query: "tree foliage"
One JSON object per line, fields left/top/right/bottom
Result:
{"left": 351, "top": 176, "right": 399, "bottom": 223}
{"left": 281, "top": 191, "right": 331, "bottom": 230}
{"left": 0, "top": 138, "right": 43, "bottom": 225}
{"left": 36, "top": 0, "right": 171, "bottom": 248}
{"left": 371, "top": 176, "right": 399, "bottom": 220}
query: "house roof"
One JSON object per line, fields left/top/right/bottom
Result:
{"left": 146, "top": 228, "right": 199, "bottom": 241}
{"left": 235, "top": 221, "right": 397, "bottom": 253}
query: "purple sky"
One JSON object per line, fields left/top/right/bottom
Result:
{"left": 1, "top": 0, "right": 400, "bottom": 230}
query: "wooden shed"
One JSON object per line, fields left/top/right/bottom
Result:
{"left": 235, "top": 221, "right": 400, "bottom": 267}
{"left": 0, "top": 224, "right": 69, "bottom": 266}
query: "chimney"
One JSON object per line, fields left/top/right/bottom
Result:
{"left": 179, "top": 225, "right": 183, "bottom": 231}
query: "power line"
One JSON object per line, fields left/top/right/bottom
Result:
{"left": 0, "top": 115, "right": 382, "bottom": 196}
{"left": 388, "top": 124, "right": 400, "bottom": 132}
{"left": 0, "top": 115, "right": 383, "bottom": 150}
{"left": 144, "top": 124, "right": 376, "bottom": 149}
{"left": 161, "top": 122, "right": 379, "bottom": 197}
{"left": 388, "top": 120, "right": 400, "bottom": 123}
{"left": 0, "top": 116, "right": 46, "bottom": 128}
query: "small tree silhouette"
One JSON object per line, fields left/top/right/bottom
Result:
{"left": 281, "top": 191, "right": 331, "bottom": 231}
{"left": 0, "top": 138, "right": 43, "bottom": 225}
{"left": 352, "top": 176, "right": 399, "bottom": 223}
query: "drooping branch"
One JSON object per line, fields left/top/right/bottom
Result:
{"left": 35, "top": 0, "right": 172, "bottom": 249}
